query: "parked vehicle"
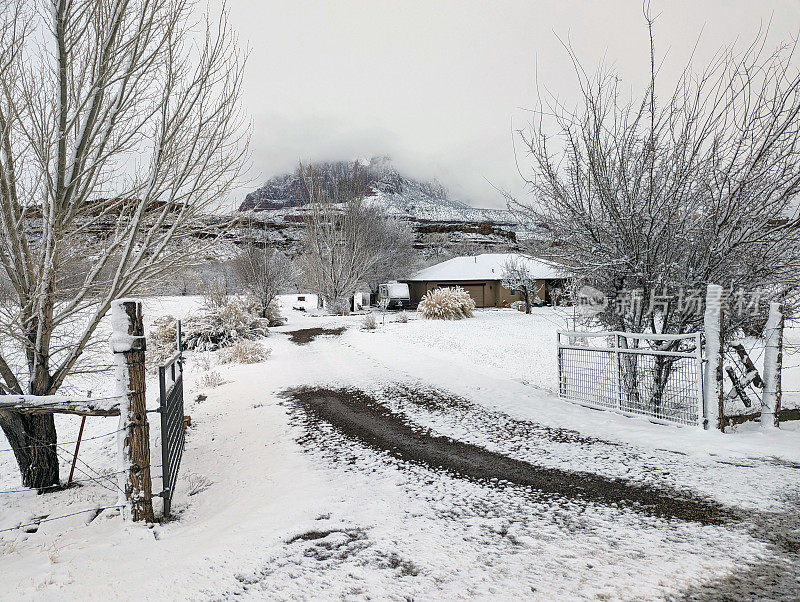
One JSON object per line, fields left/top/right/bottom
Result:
{"left": 378, "top": 281, "right": 411, "bottom": 309}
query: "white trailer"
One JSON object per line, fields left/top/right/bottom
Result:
{"left": 378, "top": 281, "right": 411, "bottom": 309}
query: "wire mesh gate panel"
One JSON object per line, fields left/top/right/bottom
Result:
{"left": 557, "top": 331, "right": 704, "bottom": 426}
{"left": 158, "top": 350, "right": 185, "bottom": 517}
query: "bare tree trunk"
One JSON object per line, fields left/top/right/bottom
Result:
{"left": 0, "top": 412, "right": 59, "bottom": 489}
{"left": 0, "top": 338, "right": 60, "bottom": 488}
{"left": 524, "top": 288, "right": 531, "bottom": 314}
{"left": 648, "top": 356, "right": 676, "bottom": 418}
{"left": 20, "top": 415, "right": 59, "bottom": 489}
{"left": 618, "top": 336, "right": 642, "bottom": 411}
{"left": 0, "top": 1, "right": 247, "bottom": 487}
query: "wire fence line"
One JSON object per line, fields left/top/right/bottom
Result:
{"left": 2, "top": 426, "right": 127, "bottom": 496}
{"left": 0, "top": 464, "right": 165, "bottom": 495}
{"left": 57, "top": 445, "right": 125, "bottom": 496}
{"left": 0, "top": 427, "right": 126, "bottom": 454}
{"left": 0, "top": 471, "right": 128, "bottom": 494}
{"left": 0, "top": 505, "right": 126, "bottom": 535}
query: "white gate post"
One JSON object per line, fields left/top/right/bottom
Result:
{"left": 694, "top": 332, "right": 704, "bottom": 427}
{"left": 703, "top": 284, "right": 724, "bottom": 431}
{"left": 556, "top": 332, "right": 563, "bottom": 396}
{"left": 614, "top": 333, "right": 622, "bottom": 410}
{"left": 761, "top": 302, "right": 783, "bottom": 429}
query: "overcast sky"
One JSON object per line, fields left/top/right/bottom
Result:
{"left": 219, "top": 0, "right": 800, "bottom": 209}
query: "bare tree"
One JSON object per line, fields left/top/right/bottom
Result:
{"left": 0, "top": 0, "right": 248, "bottom": 488}
{"left": 298, "top": 165, "right": 417, "bottom": 313}
{"left": 450, "top": 239, "right": 486, "bottom": 259}
{"left": 501, "top": 257, "right": 537, "bottom": 313}
{"left": 234, "top": 244, "right": 295, "bottom": 323}
{"left": 420, "top": 232, "right": 450, "bottom": 263}
{"left": 509, "top": 10, "right": 800, "bottom": 341}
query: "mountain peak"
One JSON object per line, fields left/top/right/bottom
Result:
{"left": 240, "top": 156, "right": 517, "bottom": 225}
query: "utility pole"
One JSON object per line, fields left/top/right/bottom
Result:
{"left": 111, "top": 299, "right": 154, "bottom": 522}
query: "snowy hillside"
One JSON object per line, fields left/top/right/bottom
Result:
{"left": 240, "top": 156, "right": 521, "bottom": 225}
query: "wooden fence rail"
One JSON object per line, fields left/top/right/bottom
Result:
{"left": 0, "top": 395, "right": 122, "bottom": 416}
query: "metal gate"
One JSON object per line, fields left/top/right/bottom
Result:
{"left": 158, "top": 323, "right": 185, "bottom": 517}
{"left": 557, "top": 331, "right": 704, "bottom": 426}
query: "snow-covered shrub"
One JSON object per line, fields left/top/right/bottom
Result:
{"left": 361, "top": 312, "right": 377, "bottom": 330}
{"left": 327, "top": 297, "right": 350, "bottom": 315}
{"left": 147, "top": 298, "right": 268, "bottom": 371}
{"left": 197, "top": 370, "right": 225, "bottom": 389}
{"left": 418, "top": 286, "right": 476, "bottom": 320}
{"left": 182, "top": 296, "right": 269, "bottom": 351}
{"left": 202, "top": 278, "right": 229, "bottom": 309}
{"left": 194, "top": 352, "right": 215, "bottom": 372}
{"left": 147, "top": 315, "right": 180, "bottom": 370}
{"left": 395, "top": 311, "right": 409, "bottom": 323}
{"left": 217, "top": 339, "right": 271, "bottom": 364}
{"left": 186, "top": 473, "right": 213, "bottom": 496}
{"left": 263, "top": 298, "right": 286, "bottom": 327}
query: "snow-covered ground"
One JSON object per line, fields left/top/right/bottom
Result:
{"left": 1, "top": 300, "right": 799, "bottom": 600}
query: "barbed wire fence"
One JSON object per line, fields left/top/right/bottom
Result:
{"left": 0, "top": 406, "right": 172, "bottom": 533}
{"left": 0, "top": 299, "right": 186, "bottom": 534}
{"left": 717, "top": 300, "right": 798, "bottom": 428}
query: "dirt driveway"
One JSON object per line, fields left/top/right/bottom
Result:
{"left": 281, "top": 384, "right": 800, "bottom": 600}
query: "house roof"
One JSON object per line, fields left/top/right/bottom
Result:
{"left": 404, "top": 253, "right": 563, "bottom": 282}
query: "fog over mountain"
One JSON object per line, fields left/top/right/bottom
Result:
{"left": 217, "top": 0, "right": 799, "bottom": 211}
{"left": 240, "top": 156, "right": 517, "bottom": 225}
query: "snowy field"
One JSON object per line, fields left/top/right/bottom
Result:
{"left": 1, "top": 298, "right": 799, "bottom": 600}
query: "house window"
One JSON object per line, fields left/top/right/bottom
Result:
{"left": 510, "top": 289, "right": 517, "bottom": 295}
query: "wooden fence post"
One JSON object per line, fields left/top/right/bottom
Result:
{"left": 703, "top": 284, "right": 724, "bottom": 431}
{"left": 111, "top": 299, "right": 154, "bottom": 523}
{"left": 762, "top": 302, "right": 784, "bottom": 429}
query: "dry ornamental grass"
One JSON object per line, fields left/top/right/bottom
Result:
{"left": 418, "top": 287, "right": 476, "bottom": 320}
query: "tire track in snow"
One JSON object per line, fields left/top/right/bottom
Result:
{"left": 282, "top": 386, "right": 732, "bottom": 525}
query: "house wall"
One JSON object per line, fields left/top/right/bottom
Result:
{"left": 498, "top": 280, "right": 546, "bottom": 307}
{"left": 406, "top": 279, "right": 549, "bottom": 308}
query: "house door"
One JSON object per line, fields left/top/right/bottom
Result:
{"left": 461, "top": 284, "right": 485, "bottom": 307}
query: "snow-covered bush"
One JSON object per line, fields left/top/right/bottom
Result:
{"left": 361, "top": 312, "right": 377, "bottom": 330}
{"left": 147, "top": 298, "right": 269, "bottom": 367}
{"left": 202, "top": 278, "right": 229, "bottom": 309}
{"left": 263, "top": 298, "right": 286, "bottom": 327}
{"left": 182, "top": 296, "right": 269, "bottom": 351}
{"left": 194, "top": 352, "right": 215, "bottom": 372}
{"left": 186, "top": 473, "right": 213, "bottom": 496}
{"left": 147, "top": 315, "right": 180, "bottom": 369}
{"left": 327, "top": 297, "right": 350, "bottom": 315}
{"left": 197, "top": 370, "right": 225, "bottom": 389}
{"left": 418, "top": 287, "right": 476, "bottom": 320}
{"left": 218, "top": 339, "right": 271, "bottom": 364}
{"left": 395, "top": 311, "right": 409, "bottom": 323}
